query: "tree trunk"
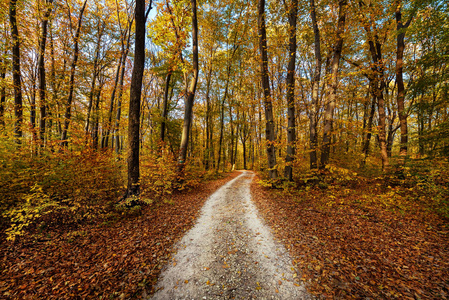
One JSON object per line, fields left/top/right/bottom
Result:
{"left": 309, "top": 0, "right": 322, "bottom": 170}
{"left": 114, "top": 27, "right": 132, "bottom": 154}
{"left": 160, "top": 70, "right": 172, "bottom": 146}
{"left": 103, "top": 38, "right": 124, "bottom": 149}
{"left": 10, "top": 0, "right": 23, "bottom": 143}
{"left": 125, "top": 0, "right": 148, "bottom": 198}
{"left": 0, "top": 56, "right": 5, "bottom": 128}
{"left": 204, "top": 58, "right": 213, "bottom": 169}
{"left": 177, "top": 0, "right": 199, "bottom": 175}
{"left": 30, "top": 73, "right": 38, "bottom": 146}
{"left": 217, "top": 91, "right": 226, "bottom": 171}
{"left": 321, "top": 0, "right": 346, "bottom": 168}
{"left": 92, "top": 79, "right": 103, "bottom": 149}
{"left": 85, "top": 22, "right": 104, "bottom": 140}
{"left": 258, "top": 0, "right": 278, "bottom": 179}
{"left": 361, "top": 82, "right": 376, "bottom": 166}
{"left": 395, "top": 1, "right": 412, "bottom": 167}
{"left": 38, "top": 0, "right": 53, "bottom": 145}
{"left": 61, "top": 0, "right": 88, "bottom": 147}
{"left": 284, "top": 0, "right": 298, "bottom": 181}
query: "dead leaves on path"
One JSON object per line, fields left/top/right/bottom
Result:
{"left": 0, "top": 172, "right": 241, "bottom": 299}
{"left": 251, "top": 175, "right": 449, "bottom": 299}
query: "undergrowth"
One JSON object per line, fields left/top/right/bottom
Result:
{"left": 0, "top": 140, "right": 217, "bottom": 242}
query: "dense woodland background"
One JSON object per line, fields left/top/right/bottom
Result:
{"left": 0, "top": 0, "right": 448, "bottom": 238}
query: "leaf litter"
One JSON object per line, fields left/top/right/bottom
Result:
{"left": 0, "top": 172, "right": 241, "bottom": 299}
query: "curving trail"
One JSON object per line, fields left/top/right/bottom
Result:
{"left": 150, "top": 171, "right": 311, "bottom": 300}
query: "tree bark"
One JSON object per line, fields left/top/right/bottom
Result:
{"left": 395, "top": 0, "right": 412, "bottom": 167}
{"left": 10, "top": 0, "right": 23, "bottom": 143}
{"left": 85, "top": 21, "right": 105, "bottom": 143}
{"left": 91, "top": 78, "right": 103, "bottom": 149}
{"left": 160, "top": 70, "right": 172, "bottom": 146}
{"left": 114, "top": 22, "right": 132, "bottom": 154}
{"left": 38, "top": 0, "right": 53, "bottom": 145}
{"left": 125, "top": 0, "right": 148, "bottom": 198}
{"left": 361, "top": 84, "right": 376, "bottom": 167}
{"left": 309, "top": 0, "right": 322, "bottom": 170}
{"left": 177, "top": 0, "right": 199, "bottom": 175}
{"left": 258, "top": 0, "right": 278, "bottom": 179}
{"left": 284, "top": 0, "right": 298, "bottom": 181}
{"left": 0, "top": 55, "right": 5, "bottom": 128}
{"left": 321, "top": 0, "right": 347, "bottom": 168}
{"left": 368, "top": 39, "right": 389, "bottom": 171}
{"left": 102, "top": 48, "right": 123, "bottom": 149}
{"left": 204, "top": 57, "right": 213, "bottom": 169}
{"left": 60, "top": 0, "right": 88, "bottom": 147}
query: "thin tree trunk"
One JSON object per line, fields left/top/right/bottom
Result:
{"left": 377, "top": 78, "right": 388, "bottom": 171}
{"left": 0, "top": 56, "right": 5, "bottom": 128}
{"left": 61, "top": 0, "right": 88, "bottom": 147}
{"left": 92, "top": 79, "right": 103, "bottom": 149}
{"left": 321, "top": 0, "right": 346, "bottom": 168}
{"left": 361, "top": 83, "right": 376, "bottom": 166}
{"left": 177, "top": 0, "right": 199, "bottom": 175}
{"left": 103, "top": 40, "right": 123, "bottom": 149}
{"left": 204, "top": 58, "right": 213, "bottom": 169}
{"left": 217, "top": 67, "right": 233, "bottom": 171}
{"left": 217, "top": 91, "right": 226, "bottom": 170}
{"left": 38, "top": 0, "right": 53, "bottom": 145}
{"left": 30, "top": 72, "right": 37, "bottom": 146}
{"left": 309, "top": 0, "right": 322, "bottom": 170}
{"left": 258, "top": 0, "right": 278, "bottom": 179}
{"left": 284, "top": 0, "right": 298, "bottom": 181}
{"left": 114, "top": 30, "right": 132, "bottom": 154}
{"left": 395, "top": 0, "right": 412, "bottom": 166}
{"left": 160, "top": 70, "right": 172, "bottom": 146}
{"left": 85, "top": 22, "right": 104, "bottom": 139}
{"left": 49, "top": 21, "right": 59, "bottom": 137}
{"left": 361, "top": 1, "right": 388, "bottom": 171}
{"left": 10, "top": 0, "right": 23, "bottom": 143}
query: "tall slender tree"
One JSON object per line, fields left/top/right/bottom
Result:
{"left": 284, "top": 0, "right": 298, "bottom": 181}
{"left": 321, "top": 0, "right": 347, "bottom": 168}
{"left": 38, "top": 0, "right": 54, "bottom": 144}
{"left": 61, "top": 0, "right": 88, "bottom": 147}
{"left": 309, "top": 0, "right": 322, "bottom": 170}
{"left": 10, "top": 0, "right": 23, "bottom": 143}
{"left": 395, "top": 0, "right": 413, "bottom": 167}
{"left": 258, "top": 0, "right": 278, "bottom": 179}
{"left": 177, "top": 0, "right": 199, "bottom": 175}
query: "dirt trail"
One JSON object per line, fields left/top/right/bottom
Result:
{"left": 150, "top": 171, "right": 311, "bottom": 299}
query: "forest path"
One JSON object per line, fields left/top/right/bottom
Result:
{"left": 150, "top": 171, "right": 311, "bottom": 300}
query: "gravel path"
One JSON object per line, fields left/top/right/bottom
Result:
{"left": 150, "top": 171, "right": 311, "bottom": 299}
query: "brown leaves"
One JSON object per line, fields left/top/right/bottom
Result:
{"left": 251, "top": 174, "right": 449, "bottom": 299}
{"left": 0, "top": 171, "right": 241, "bottom": 299}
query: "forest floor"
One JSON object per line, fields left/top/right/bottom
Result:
{"left": 151, "top": 170, "right": 310, "bottom": 299}
{"left": 1, "top": 168, "right": 448, "bottom": 299}
{"left": 0, "top": 171, "right": 241, "bottom": 299}
{"left": 251, "top": 173, "right": 449, "bottom": 299}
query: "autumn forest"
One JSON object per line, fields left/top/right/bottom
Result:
{"left": 0, "top": 0, "right": 448, "bottom": 298}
